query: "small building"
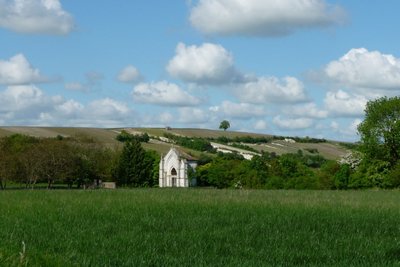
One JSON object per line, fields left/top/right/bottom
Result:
{"left": 102, "top": 182, "right": 116, "bottom": 189}
{"left": 159, "top": 148, "right": 197, "bottom": 187}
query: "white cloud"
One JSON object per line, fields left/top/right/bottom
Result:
{"left": 0, "top": 85, "right": 137, "bottom": 127}
{"left": 190, "top": 0, "right": 345, "bottom": 36}
{"left": 0, "top": 85, "right": 63, "bottom": 124}
{"left": 178, "top": 107, "right": 210, "bottom": 123}
{"left": 330, "top": 119, "right": 362, "bottom": 138}
{"left": 324, "top": 90, "right": 367, "bottom": 117}
{"left": 117, "top": 65, "right": 142, "bottom": 83}
{"left": 0, "top": 0, "right": 74, "bottom": 35}
{"left": 85, "top": 98, "right": 131, "bottom": 119}
{"left": 273, "top": 116, "right": 313, "bottom": 130}
{"left": 132, "top": 81, "right": 201, "bottom": 106}
{"left": 55, "top": 99, "right": 84, "bottom": 117}
{"left": 0, "top": 54, "right": 47, "bottom": 85}
{"left": 324, "top": 48, "right": 400, "bottom": 91}
{"left": 158, "top": 112, "right": 174, "bottom": 125}
{"left": 167, "top": 42, "right": 241, "bottom": 84}
{"left": 284, "top": 103, "right": 328, "bottom": 119}
{"left": 254, "top": 120, "right": 268, "bottom": 130}
{"left": 0, "top": 85, "right": 59, "bottom": 112}
{"left": 210, "top": 101, "right": 265, "bottom": 119}
{"left": 236, "top": 76, "right": 308, "bottom": 104}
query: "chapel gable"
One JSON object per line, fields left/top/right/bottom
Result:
{"left": 159, "top": 148, "right": 197, "bottom": 187}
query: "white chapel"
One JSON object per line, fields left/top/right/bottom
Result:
{"left": 159, "top": 148, "right": 197, "bottom": 187}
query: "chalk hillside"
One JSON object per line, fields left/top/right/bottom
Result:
{"left": 0, "top": 127, "right": 350, "bottom": 160}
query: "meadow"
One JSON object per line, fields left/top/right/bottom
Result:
{"left": 0, "top": 189, "right": 399, "bottom": 266}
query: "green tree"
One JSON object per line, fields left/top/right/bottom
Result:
{"left": 358, "top": 96, "right": 400, "bottom": 166}
{"left": 219, "top": 120, "right": 230, "bottom": 131}
{"left": 115, "top": 139, "right": 149, "bottom": 187}
{"left": 334, "top": 164, "right": 351, "bottom": 189}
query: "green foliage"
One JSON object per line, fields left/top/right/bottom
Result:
{"left": 219, "top": 120, "right": 230, "bottom": 131}
{"left": 386, "top": 163, "right": 400, "bottom": 188}
{"left": 334, "top": 164, "right": 351, "bottom": 189}
{"left": 210, "top": 135, "right": 271, "bottom": 144}
{"left": 0, "top": 134, "right": 152, "bottom": 189}
{"left": 292, "top": 136, "right": 327, "bottom": 143}
{"left": 164, "top": 133, "right": 214, "bottom": 152}
{"left": 358, "top": 96, "right": 400, "bottom": 166}
{"left": 116, "top": 130, "right": 150, "bottom": 143}
{"left": 115, "top": 139, "right": 149, "bottom": 187}
{"left": 229, "top": 142, "right": 258, "bottom": 153}
{"left": 349, "top": 159, "right": 392, "bottom": 189}
{"left": 273, "top": 135, "right": 327, "bottom": 143}
{"left": 317, "top": 161, "right": 340, "bottom": 189}
{"left": 145, "top": 150, "right": 160, "bottom": 187}
{"left": 195, "top": 151, "right": 327, "bottom": 189}
{"left": 343, "top": 96, "right": 400, "bottom": 189}
{"left": 305, "top": 148, "right": 318, "bottom": 154}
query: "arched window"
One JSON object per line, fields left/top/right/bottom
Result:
{"left": 171, "top": 168, "right": 177, "bottom": 176}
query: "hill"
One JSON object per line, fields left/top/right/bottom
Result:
{"left": 0, "top": 126, "right": 350, "bottom": 160}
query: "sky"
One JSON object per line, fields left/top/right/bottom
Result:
{"left": 1, "top": 0, "right": 400, "bottom": 142}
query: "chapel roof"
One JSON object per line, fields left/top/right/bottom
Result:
{"left": 168, "top": 147, "right": 197, "bottom": 161}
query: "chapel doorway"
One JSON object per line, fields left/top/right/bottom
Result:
{"left": 171, "top": 168, "right": 177, "bottom": 187}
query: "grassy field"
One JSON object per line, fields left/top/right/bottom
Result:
{"left": 0, "top": 189, "right": 399, "bottom": 266}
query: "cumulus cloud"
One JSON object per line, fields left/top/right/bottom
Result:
{"left": 0, "top": 85, "right": 62, "bottom": 123}
{"left": 55, "top": 99, "right": 84, "bottom": 117}
{"left": 0, "top": 85, "right": 62, "bottom": 112}
{"left": 85, "top": 98, "right": 131, "bottom": 120}
{"left": 132, "top": 81, "right": 201, "bottom": 106}
{"left": 117, "top": 65, "right": 142, "bottom": 83}
{"left": 236, "top": 76, "right": 308, "bottom": 104}
{"left": 324, "top": 90, "right": 367, "bottom": 117}
{"left": 273, "top": 116, "right": 314, "bottom": 130}
{"left": 0, "top": 54, "right": 47, "bottom": 85}
{"left": 0, "top": 85, "right": 136, "bottom": 127}
{"left": 254, "top": 120, "right": 268, "bottom": 130}
{"left": 284, "top": 103, "right": 328, "bottom": 119}
{"left": 210, "top": 101, "right": 265, "bottom": 119}
{"left": 190, "top": 0, "right": 345, "bottom": 36}
{"left": 178, "top": 107, "right": 210, "bottom": 123}
{"left": 167, "top": 42, "right": 241, "bottom": 85}
{"left": 324, "top": 48, "right": 400, "bottom": 91}
{"left": 0, "top": 0, "right": 74, "bottom": 35}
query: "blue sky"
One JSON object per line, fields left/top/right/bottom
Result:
{"left": 1, "top": 0, "right": 400, "bottom": 141}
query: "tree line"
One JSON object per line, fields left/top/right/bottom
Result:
{"left": 0, "top": 134, "right": 158, "bottom": 189}
{"left": 193, "top": 96, "right": 400, "bottom": 189}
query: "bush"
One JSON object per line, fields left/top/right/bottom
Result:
{"left": 116, "top": 130, "right": 149, "bottom": 143}
{"left": 334, "top": 164, "right": 351, "bottom": 189}
{"left": 385, "top": 163, "right": 400, "bottom": 188}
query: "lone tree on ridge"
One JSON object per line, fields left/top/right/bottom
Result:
{"left": 219, "top": 120, "right": 230, "bottom": 131}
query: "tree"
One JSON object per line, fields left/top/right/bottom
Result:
{"left": 115, "top": 139, "right": 149, "bottom": 187}
{"left": 219, "top": 120, "right": 230, "bottom": 131}
{"left": 358, "top": 96, "right": 400, "bottom": 166}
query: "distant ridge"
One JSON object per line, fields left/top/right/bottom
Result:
{"left": 0, "top": 127, "right": 350, "bottom": 160}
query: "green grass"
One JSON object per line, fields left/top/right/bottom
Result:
{"left": 0, "top": 190, "right": 399, "bottom": 266}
